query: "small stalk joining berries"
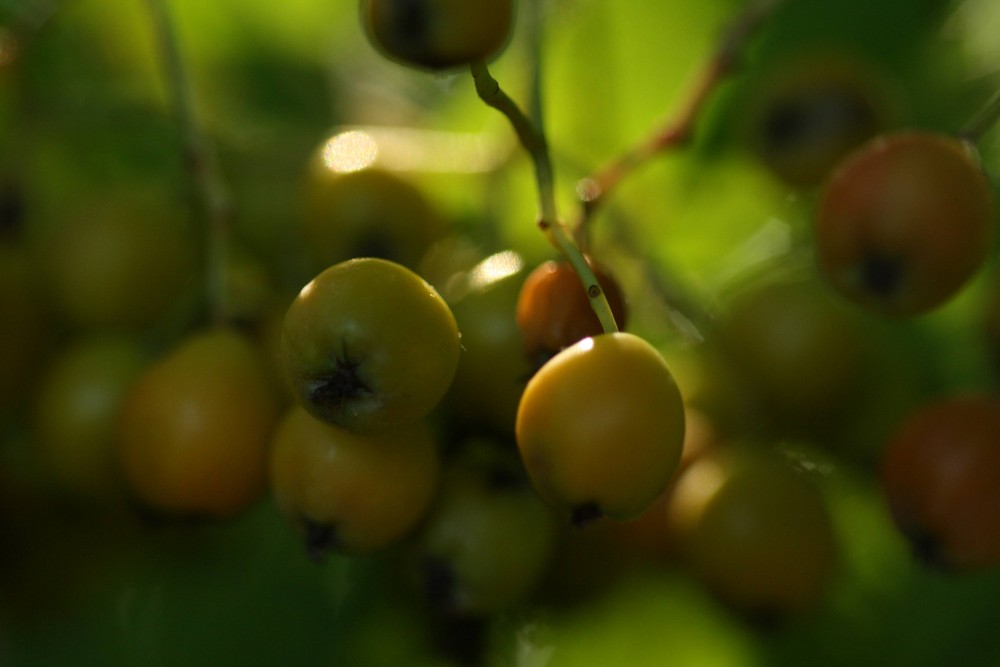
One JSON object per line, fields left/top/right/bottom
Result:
{"left": 470, "top": 60, "right": 619, "bottom": 335}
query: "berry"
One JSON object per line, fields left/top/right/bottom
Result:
{"left": 269, "top": 405, "right": 441, "bottom": 558}
{"left": 117, "top": 328, "right": 281, "bottom": 518}
{"left": 745, "top": 51, "right": 889, "bottom": 188}
{"left": 404, "top": 438, "right": 557, "bottom": 616}
{"left": 667, "top": 444, "right": 837, "bottom": 617}
{"left": 516, "top": 257, "right": 628, "bottom": 365}
{"left": 281, "top": 257, "right": 461, "bottom": 434}
{"left": 815, "top": 131, "right": 995, "bottom": 316}
{"left": 515, "top": 332, "right": 686, "bottom": 525}
{"left": 882, "top": 394, "right": 1000, "bottom": 570}
{"left": 32, "top": 335, "right": 148, "bottom": 502}
{"left": 361, "top": 0, "right": 515, "bottom": 70}
{"left": 301, "top": 151, "right": 448, "bottom": 273}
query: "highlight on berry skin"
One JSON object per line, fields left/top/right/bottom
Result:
{"left": 515, "top": 332, "right": 686, "bottom": 526}
{"left": 280, "top": 257, "right": 461, "bottom": 435}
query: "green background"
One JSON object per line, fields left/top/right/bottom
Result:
{"left": 2, "top": 0, "right": 1000, "bottom": 664}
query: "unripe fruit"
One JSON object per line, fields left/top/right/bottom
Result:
{"left": 715, "top": 276, "right": 866, "bottom": 427}
{"left": 301, "top": 154, "right": 448, "bottom": 273}
{"left": 36, "top": 198, "right": 198, "bottom": 332}
{"left": 441, "top": 250, "right": 531, "bottom": 435}
{"left": 667, "top": 445, "right": 837, "bottom": 617}
{"left": 405, "top": 438, "right": 557, "bottom": 616}
{"left": 33, "top": 335, "right": 148, "bottom": 501}
{"left": 118, "top": 329, "right": 281, "bottom": 518}
{"left": 270, "top": 405, "right": 441, "bottom": 557}
{"left": 516, "top": 332, "right": 686, "bottom": 525}
{"left": 281, "top": 257, "right": 461, "bottom": 434}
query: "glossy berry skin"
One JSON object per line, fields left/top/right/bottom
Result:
{"left": 815, "top": 131, "right": 995, "bottom": 317}
{"left": 516, "top": 258, "right": 628, "bottom": 364}
{"left": 281, "top": 257, "right": 460, "bottom": 434}
{"left": 882, "top": 394, "right": 1000, "bottom": 570}
{"left": 117, "top": 329, "right": 281, "bottom": 519}
{"left": 361, "top": 0, "right": 515, "bottom": 70}
{"left": 441, "top": 250, "right": 531, "bottom": 435}
{"left": 667, "top": 445, "right": 837, "bottom": 617}
{"left": 269, "top": 405, "right": 440, "bottom": 558}
{"left": 515, "top": 332, "right": 685, "bottom": 525}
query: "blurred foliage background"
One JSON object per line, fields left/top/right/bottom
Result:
{"left": 2, "top": 0, "right": 1000, "bottom": 665}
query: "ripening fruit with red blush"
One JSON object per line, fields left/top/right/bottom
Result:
{"left": 516, "top": 258, "right": 628, "bottom": 365}
{"left": 882, "top": 394, "right": 1000, "bottom": 570}
{"left": 815, "top": 131, "right": 995, "bottom": 317}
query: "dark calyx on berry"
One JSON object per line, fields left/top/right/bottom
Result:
{"left": 859, "top": 250, "right": 903, "bottom": 297}
{"left": 394, "top": 0, "right": 428, "bottom": 50}
{"left": 424, "top": 555, "right": 460, "bottom": 614}
{"left": 570, "top": 502, "right": 604, "bottom": 528}
{"left": 764, "top": 91, "right": 873, "bottom": 152}
{"left": 904, "top": 525, "right": 956, "bottom": 572}
{"left": 309, "top": 352, "right": 373, "bottom": 416}
{"left": 304, "top": 519, "right": 342, "bottom": 562}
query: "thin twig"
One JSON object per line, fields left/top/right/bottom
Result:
{"left": 959, "top": 87, "right": 1000, "bottom": 144}
{"left": 146, "top": 0, "right": 233, "bottom": 326}
{"left": 469, "top": 59, "right": 619, "bottom": 334}
{"left": 470, "top": 60, "right": 558, "bottom": 223}
{"left": 574, "top": 0, "right": 781, "bottom": 240}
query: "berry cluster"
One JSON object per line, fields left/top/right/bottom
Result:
{"left": 3, "top": 0, "right": 1000, "bottom": 664}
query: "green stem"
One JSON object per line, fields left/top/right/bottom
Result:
{"left": 525, "top": 0, "right": 547, "bottom": 138}
{"left": 470, "top": 59, "right": 619, "bottom": 334}
{"left": 470, "top": 60, "right": 558, "bottom": 223}
{"left": 146, "top": 0, "right": 232, "bottom": 327}
{"left": 960, "top": 88, "right": 1000, "bottom": 144}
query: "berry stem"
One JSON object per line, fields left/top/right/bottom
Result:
{"left": 960, "top": 88, "right": 1000, "bottom": 144}
{"left": 470, "top": 60, "right": 557, "bottom": 223}
{"left": 470, "top": 60, "right": 619, "bottom": 334}
{"left": 524, "top": 0, "right": 548, "bottom": 140}
{"left": 146, "top": 0, "right": 233, "bottom": 327}
{"left": 573, "top": 0, "right": 779, "bottom": 242}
